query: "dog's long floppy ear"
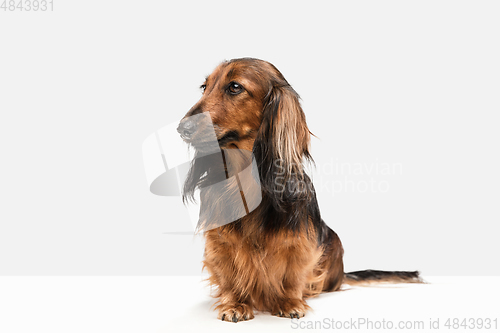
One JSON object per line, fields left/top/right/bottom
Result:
{"left": 253, "top": 83, "right": 313, "bottom": 211}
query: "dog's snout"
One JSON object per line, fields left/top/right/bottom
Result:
{"left": 177, "top": 118, "right": 196, "bottom": 139}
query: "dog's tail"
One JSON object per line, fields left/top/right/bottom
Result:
{"left": 343, "top": 269, "right": 423, "bottom": 286}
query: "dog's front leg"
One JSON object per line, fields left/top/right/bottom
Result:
{"left": 204, "top": 229, "right": 255, "bottom": 322}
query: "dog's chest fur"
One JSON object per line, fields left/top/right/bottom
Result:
{"left": 202, "top": 220, "right": 322, "bottom": 310}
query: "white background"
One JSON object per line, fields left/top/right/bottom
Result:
{"left": 1, "top": 1, "right": 499, "bottom": 277}
{"left": 0, "top": 276, "right": 498, "bottom": 332}
{"left": 1, "top": 1, "right": 499, "bottom": 332}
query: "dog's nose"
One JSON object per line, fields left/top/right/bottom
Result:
{"left": 177, "top": 118, "right": 196, "bottom": 139}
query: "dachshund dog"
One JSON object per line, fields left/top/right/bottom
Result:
{"left": 177, "top": 58, "right": 421, "bottom": 322}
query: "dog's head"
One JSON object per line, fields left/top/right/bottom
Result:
{"left": 178, "top": 58, "right": 268, "bottom": 151}
{"left": 179, "top": 58, "right": 313, "bottom": 210}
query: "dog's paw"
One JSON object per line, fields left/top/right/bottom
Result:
{"left": 274, "top": 310, "right": 305, "bottom": 319}
{"left": 272, "top": 299, "right": 309, "bottom": 319}
{"left": 218, "top": 303, "right": 254, "bottom": 323}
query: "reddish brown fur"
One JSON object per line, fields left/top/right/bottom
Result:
{"left": 203, "top": 217, "right": 341, "bottom": 321}
{"left": 180, "top": 58, "right": 420, "bottom": 323}
{"left": 188, "top": 60, "right": 269, "bottom": 152}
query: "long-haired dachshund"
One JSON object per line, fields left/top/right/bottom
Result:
{"left": 177, "top": 58, "right": 421, "bottom": 322}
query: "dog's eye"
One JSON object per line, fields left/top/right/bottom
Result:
{"left": 227, "top": 82, "right": 244, "bottom": 95}
{"left": 200, "top": 84, "right": 207, "bottom": 93}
